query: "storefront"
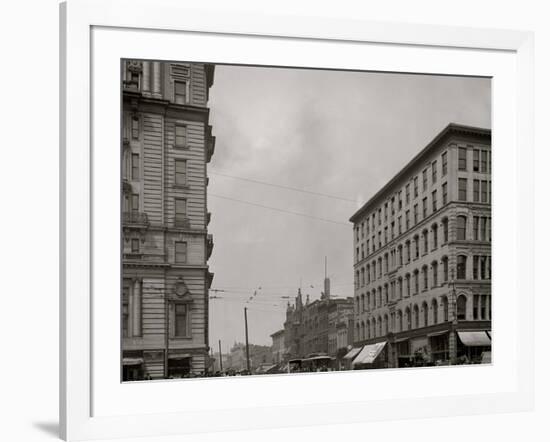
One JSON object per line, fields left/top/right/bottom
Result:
{"left": 122, "top": 355, "right": 144, "bottom": 381}
{"left": 342, "top": 346, "right": 362, "bottom": 370}
{"left": 457, "top": 331, "right": 491, "bottom": 363}
{"left": 428, "top": 331, "right": 449, "bottom": 364}
{"left": 167, "top": 354, "right": 192, "bottom": 378}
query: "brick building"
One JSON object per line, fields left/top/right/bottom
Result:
{"left": 350, "top": 124, "right": 491, "bottom": 368}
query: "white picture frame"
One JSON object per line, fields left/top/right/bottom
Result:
{"left": 60, "top": 0, "right": 534, "bottom": 440}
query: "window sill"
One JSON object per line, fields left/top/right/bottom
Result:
{"left": 174, "top": 145, "right": 190, "bottom": 150}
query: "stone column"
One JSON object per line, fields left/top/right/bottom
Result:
{"left": 133, "top": 278, "right": 142, "bottom": 336}
{"left": 142, "top": 61, "right": 151, "bottom": 94}
{"left": 152, "top": 62, "right": 161, "bottom": 98}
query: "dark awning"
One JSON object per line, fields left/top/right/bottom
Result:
{"left": 457, "top": 331, "right": 491, "bottom": 347}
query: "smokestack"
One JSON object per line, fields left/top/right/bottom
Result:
{"left": 324, "top": 256, "right": 330, "bottom": 299}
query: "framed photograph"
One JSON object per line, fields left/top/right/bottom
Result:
{"left": 60, "top": 0, "right": 534, "bottom": 440}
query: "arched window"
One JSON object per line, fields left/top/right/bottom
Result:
{"left": 397, "top": 310, "right": 403, "bottom": 332}
{"left": 442, "top": 217, "right": 449, "bottom": 243}
{"left": 366, "top": 292, "right": 370, "bottom": 311}
{"left": 366, "top": 320, "right": 370, "bottom": 339}
{"left": 372, "top": 319, "right": 376, "bottom": 337}
{"left": 422, "top": 302, "right": 428, "bottom": 327}
{"left": 398, "top": 245, "right": 403, "bottom": 265}
{"left": 413, "top": 305, "right": 419, "bottom": 328}
{"left": 405, "top": 273, "right": 411, "bottom": 297}
{"left": 356, "top": 323, "right": 360, "bottom": 341}
{"left": 384, "top": 284, "right": 389, "bottom": 304}
{"left": 405, "top": 240, "right": 411, "bottom": 262}
{"left": 355, "top": 270, "right": 359, "bottom": 289}
{"left": 361, "top": 321, "right": 365, "bottom": 340}
{"left": 414, "top": 235, "right": 420, "bottom": 259}
{"left": 384, "top": 314, "right": 389, "bottom": 335}
{"left": 457, "top": 295, "right": 467, "bottom": 320}
{"left": 405, "top": 307, "right": 411, "bottom": 330}
{"left": 422, "top": 265, "right": 428, "bottom": 290}
{"left": 457, "top": 255, "right": 467, "bottom": 279}
{"left": 378, "top": 257, "right": 382, "bottom": 278}
{"left": 457, "top": 215, "right": 467, "bottom": 241}
{"left": 398, "top": 277, "right": 403, "bottom": 299}
{"left": 442, "top": 295, "right": 449, "bottom": 321}
{"left": 432, "top": 261, "right": 439, "bottom": 287}
{"left": 422, "top": 229, "right": 429, "bottom": 254}
{"left": 378, "top": 316, "right": 383, "bottom": 336}
{"left": 432, "top": 298, "right": 439, "bottom": 324}
{"left": 384, "top": 253, "right": 389, "bottom": 273}
{"left": 414, "top": 269, "right": 419, "bottom": 294}
{"left": 366, "top": 264, "right": 370, "bottom": 284}
{"left": 361, "top": 268, "right": 365, "bottom": 286}
{"left": 442, "top": 256, "right": 449, "bottom": 282}
{"left": 360, "top": 294, "right": 365, "bottom": 312}
{"left": 432, "top": 223, "right": 438, "bottom": 249}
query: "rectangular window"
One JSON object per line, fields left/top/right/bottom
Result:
{"left": 175, "top": 198, "right": 187, "bottom": 225}
{"left": 175, "top": 241, "right": 187, "bottom": 264}
{"left": 473, "top": 150, "right": 480, "bottom": 172}
{"left": 473, "top": 256, "right": 479, "bottom": 279}
{"left": 406, "top": 184, "right": 410, "bottom": 204}
{"left": 458, "top": 147, "right": 467, "bottom": 171}
{"left": 175, "top": 124, "right": 187, "bottom": 148}
{"left": 480, "top": 256, "right": 487, "bottom": 279}
{"left": 131, "top": 238, "right": 140, "bottom": 253}
{"left": 458, "top": 178, "right": 468, "bottom": 201}
{"left": 432, "top": 190, "right": 437, "bottom": 212}
{"left": 473, "top": 179, "right": 480, "bottom": 202}
{"left": 398, "top": 191, "right": 402, "bottom": 210}
{"left": 413, "top": 177, "right": 419, "bottom": 198}
{"left": 480, "top": 217, "right": 487, "bottom": 241}
{"left": 174, "top": 81, "right": 187, "bottom": 105}
{"left": 384, "top": 203, "right": 388, "bottom": 221}
{"left": 442, "top": 182, "right": 448, "bottom": 205}
{"left": 422, "top": 169, "right": 428, "bottom": 192}
{"left": 481, "top": 180, "right": 488, "bottom": 203}
{"left": 413, "top": 204, "right": 418, "bottom": 225}
{"left": 442, "top": 151, "right": 448, "bottom": 176}
{"left": 432, "top": 160, "right": 437, "bottom": 184}
{"left": 174, "top": 303, "right": 189, "bottom": 336}
{"left": 131, "top": 193, "right": 139, "bottom": 212}
{"left": 473, "top": 294, "right": 479, "bottom": 319}
{"left": 473, "top": 216, "right": 479, "bottom": 240}
{"left": 481, "top": 150, "right": 488, "bottom": 172}
{"left": 131, "top": 117, "right": 139, "bottom": 140}
{"left": 378, "top": 208, "right": 382, "bottom": 225}
{"left": 405, "top": 210, "right": 410, "bottom": 230}
{"left": 175, "top": 159, "right": 187, "bottom": 186}
{"left": 131, "top": 153, "right": 139, "bottom": 180}
{"left": 398, "top": 216, "right": 402, "bottom": 235}
{"left": 422, "top": 197, "right": 427, "bottom": 219}
{"left": 122, "top": 287, "right": 129, "bottom": 338}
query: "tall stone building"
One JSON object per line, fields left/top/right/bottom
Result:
{"left": 350, "top": 124, "right": 491, "bottom": 368}
{"left": 121, "top": 60, "right": 216, "bottom": 380}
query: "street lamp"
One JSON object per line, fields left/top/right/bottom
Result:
{"left": 448, "top": 268, "right": 458, "bottom": 364}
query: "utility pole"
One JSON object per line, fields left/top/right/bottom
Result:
{"left": 244, "top": 307, "right": 251, "bottom": 373}
{"left": 218, "top": 339, "right": 223, "bottom": 372}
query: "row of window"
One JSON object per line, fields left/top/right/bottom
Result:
{"left": 458, "top": 178, "right": 491, "bottom": 203}
{"left": 355, "top": 257, "right": 450, "bottom": 310}
{"left": 128, "top": 116, "right": 188, "bottom": 148}
{"left": 355, "top": 293, "right": 491, "bottom": 341}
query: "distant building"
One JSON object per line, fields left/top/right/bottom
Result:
{"left": 226, "top": 342, "right": 271, "bottom": 372}
{"left": 270, "top": 329, "right": 286, "bottom": 364}
{"left": 121, "top": 60, "right": 216, "bottom": 380}
{"left": 282, "top": 273, "right": 354, "bottom": 361}
{"left": 350, "top": 124, "right": 491, "bottom": 368}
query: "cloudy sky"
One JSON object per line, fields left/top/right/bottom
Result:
{"left": 207, "top": 65, "right": 491, "bottom": 352}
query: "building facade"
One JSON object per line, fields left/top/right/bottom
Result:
{"left": 282, "top": 276, "right": 354, "bottom": 361}
{"left": 270, "top": 329, "right": 286, "bottom": 365}
{"left": 350, "top": 124, "right": 491, "bottom": 368}
{"left": 121, "top": 60, "right": 216, "bottom": 380}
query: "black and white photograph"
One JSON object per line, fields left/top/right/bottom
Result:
{"left": 121, "top": 60, "right": 492, "bottom": 381}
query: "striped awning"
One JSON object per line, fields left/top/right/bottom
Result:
{"left": 353, "top": 342, "right": 386, "bottom": 365}
{"left": 343, "top": 347, "right": 362, "bottom": 360}
{"left": 457, "top": 331, "right": 491, "bottom": 347}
